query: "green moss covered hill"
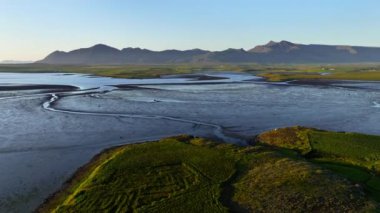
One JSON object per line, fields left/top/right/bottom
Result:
{"left": 38, "top": 128, "right": 380, "bottom": 212}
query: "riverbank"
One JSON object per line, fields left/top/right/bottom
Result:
{"left": 1, "top": 64, "right": 380, "bottom": 82}
{"left": 258, "top": 70, "right": 380, "bottom": 82}
{"left": 37, "top": 127, "right": 380, "bottom": 212}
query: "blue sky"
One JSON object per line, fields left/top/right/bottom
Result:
{"left": 1, "top": 0, "right": 380, "bottom": 60}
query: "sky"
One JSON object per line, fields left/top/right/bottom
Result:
{"left": 1, "top": 0, "right": 380, "bottom": 61}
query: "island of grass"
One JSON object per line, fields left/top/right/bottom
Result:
{"left": 258, "top": 71, "right": 380, "bottom": 82}
{"left": 38, "top": 129, "right": 380, "bottom": 212}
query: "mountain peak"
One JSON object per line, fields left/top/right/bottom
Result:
{"left": 89, "top": 44, "right": 120, "bottom": 51}
{"left": 279, "top": 40, "right": 295, "bottom": 45}
{"left": 92, "top": 44, "right": 111, "bottom": 48}
{"left": 51, "top": 50, "right": 65, "bottom": 54}
{"left": 265, "top": 40, "right": 295, "bottom": 46}
{"left": 249, "top": 40, "right": 299, "bottom": 53}
{"left": 121, "top": 47, "right": 144, "bottom": 51}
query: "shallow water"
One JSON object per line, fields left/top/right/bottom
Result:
{"left": 0, "top": 72, "right": 257, "bottom": 89}
{"left": 0, "top": 72, "right": 379, "bottom": 212}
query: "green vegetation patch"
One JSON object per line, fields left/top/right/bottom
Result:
{"left": 258, "top": 70, "right": 380, "bottom": 82}
{"left": 255, "top": 126, "right": 312, "bottom": 154}
{"left": 3, "top": 64, "right": 380, "bottom": 82}
{"left": 0, "top": 64, "right": 245, "bottom": 79}
{"left": 309, "top": 131, "right": 380, "bottom": 170}
{"left": 38, "top": 136, "right": 241, "bottom": 212}
{"left": 233, "top": 152, "right": 377, "bottom": 212}
{"left": 256, "top": 126, "right": 380, "bottom": 202}
{"left": 38, "top": 134, "right": 378, "bottom": 212}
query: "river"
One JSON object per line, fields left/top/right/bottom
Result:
{"left": 0, "top": 72, "right": 379, "bottom": 212}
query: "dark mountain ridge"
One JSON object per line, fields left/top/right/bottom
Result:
{"left": 37, "top": 41, "right": 380, "bottom": 65}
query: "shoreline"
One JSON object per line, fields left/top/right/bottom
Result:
{"left": 36, "top": 144, "right": 126, "bottom": 212}
{"left": 0, "top": 72, "right": 380, "bottom": 91}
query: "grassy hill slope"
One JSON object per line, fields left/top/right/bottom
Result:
{"left": 38, "top": 133, "right": 379, "bottom": 212}
{"left": 256, "top": 126, "right": 380, "bottom": 202}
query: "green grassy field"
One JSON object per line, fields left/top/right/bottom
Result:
{"left": 2, "top": 63, "right": 380, "bottom": 81}
{"left": 256, "top": 64, "right": 380, "bottom": 81}
{"left": 0, "top": 64, "right": 246, "bottom": 78}
{"left": 259, "top": 71, "right": 380, "bottom": 82}
{"left": 257, "top": 126, "right": 380, "bottom": 202}
{"left": 38, "top": 133, "right": 379, "bottom": 212}
{"left": 38, "top": 136, "right": 241, "bottom": 212}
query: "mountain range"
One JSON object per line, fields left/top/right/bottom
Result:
{"left": 37, "top": 41, "right": 380, "bottom": 65}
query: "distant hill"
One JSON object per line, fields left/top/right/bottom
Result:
{"left": 37, "top": 41, "right": 380, "bottom": 65}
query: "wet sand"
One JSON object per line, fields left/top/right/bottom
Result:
{"left": 0, "top": 84, "right": 78, "bottom": 92}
